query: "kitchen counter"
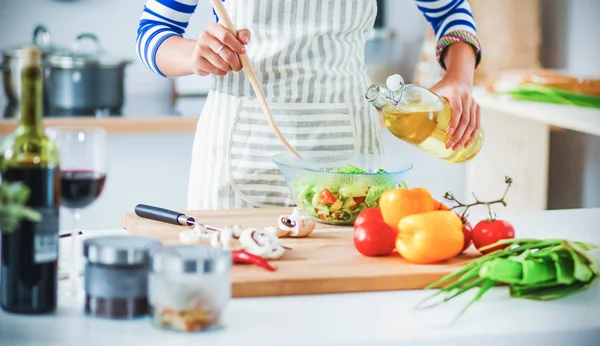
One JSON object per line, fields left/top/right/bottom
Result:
{"left": 473, "top": 87, "right": 600, "bottom": 137}
{"left": 1, "top": 207, "right": 599, "bottom": 346}
{"left": 0, "top": 95, "right": 205, "bottom": 135}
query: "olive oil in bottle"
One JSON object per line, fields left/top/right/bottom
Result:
{"left": 366, "top": 74, "right": 484, "bottom": 163}
{"left": 1, "top": 46, "right": 61, "bottom": 314}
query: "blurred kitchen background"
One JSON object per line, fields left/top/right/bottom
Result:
{"left": 0, "top": 0, "right": 598, "bottom": 230}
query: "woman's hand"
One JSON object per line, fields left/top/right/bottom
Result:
{"left": 192, "top": 23, "right": 251, "bottom": 77}
{"left": 430, "top": 76, "right": 480, "bottom": 150}
{"left": 429, "top": 41, "right": 480, "bottom": 151}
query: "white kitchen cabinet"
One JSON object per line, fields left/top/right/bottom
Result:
{"left": 467, "top": 88, "right": 600, "bottom": 213}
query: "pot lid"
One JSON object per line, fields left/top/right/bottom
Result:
{"left": 46, "top": 33, "right": 132, "bottom": 68}
{"left": 2, "top": 24, "right": 68, "bottom": 58}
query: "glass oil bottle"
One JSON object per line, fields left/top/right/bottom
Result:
{"left": 366, "top": 74, "right": 484, "bottom": 163}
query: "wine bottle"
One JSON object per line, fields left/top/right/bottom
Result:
{"left": 1, "top": 46, "right": 61, "bottom": 314}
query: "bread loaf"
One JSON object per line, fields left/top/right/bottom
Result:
{"left": 486, "top": 69, "right": 600, "bottom": 97}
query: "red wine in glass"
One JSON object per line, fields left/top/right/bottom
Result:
{"left": 60, "top": 170, "right": 107, "bottom": 209}
{"left": 46, "top": 125, "right": 107, "bottom": 299}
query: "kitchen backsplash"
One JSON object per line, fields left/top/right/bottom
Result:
{"left": 0, "top": 0, "right": 429, "bottom": 100}
{"left": 1, "top": 0, "right": 597, "bottom": 100}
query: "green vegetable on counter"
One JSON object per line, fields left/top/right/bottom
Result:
{"left": 416, "top": 238, "right": 599, "bottom": 323}
{"left": 498, "top": 84, "right": 600, "bottom": 109}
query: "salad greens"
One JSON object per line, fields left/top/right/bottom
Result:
{"left": 329, "top": 164, "right": 388, "bottom": 174}
{"left": 294, "top": 164, "right": 406, "bottom": 224}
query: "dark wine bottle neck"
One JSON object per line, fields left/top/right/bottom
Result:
{"left": 19, "top": 66, "right": 43, "bottom": 135}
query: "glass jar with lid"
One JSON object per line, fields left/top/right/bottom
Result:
{"left": 83, "top": 236, "right": 162, "bottom": 319}
{"left": 149, "top": 245, "right": 232, "bottom": 332}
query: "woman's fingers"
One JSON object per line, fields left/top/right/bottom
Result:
{"left": 199, "top": 34, "right": 234, "bottom": 73}
{"left": 446, "top": 101, "right": 462, "bottom": 146}
{"left": 220, "top": 46, "right": 243, "bottom": 71}
{"left": 237, "top": 29, "right": 251, "bottom": 45}
{"left": 207, "top": 23, "right": 247, "bottom": 54}
{"left": 453, "top": 96, "right": 476, "bottom": 149}
{"left": 190, "top": 54, "right": 211, "bottom": 76}
{"left": 210, "top": 27, "right": 249, "bottom": 71}
{"left": 192, "top": 24, "right": 249, "bottom": 76}
{"left": 430, "top": 79, "right": 479, "bottom": 150}
{"left": 195, "top": 56, "right": 227, "bottom": 77}
{"left": 446, "top": 100, "right": 462, "bottom": 149}
{"left": 448, "top": 96, "right": 470, "bottom": 150}
{"left": 465, "top": 100, "right": 480, "bottom": 148}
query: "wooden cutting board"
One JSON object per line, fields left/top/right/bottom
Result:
{"left": 122, "top": 207, "right": 478, "bottom": 298}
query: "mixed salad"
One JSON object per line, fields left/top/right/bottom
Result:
{"left": 294, "top": 164, "right": 407, "bottom": 224}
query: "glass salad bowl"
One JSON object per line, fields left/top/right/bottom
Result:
{"left": 272, "top": 152, "right": 413, "bottom": 225}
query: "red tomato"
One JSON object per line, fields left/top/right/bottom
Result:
{"left": 471, "top": 219, "right": 515, "bottom": 254}
{"left": 461, "top": 222, "right": 473, "bottom": 253}
{"left": 353, "top": 196, "right": 366, "bottom": 205}
{"left": 354, "top": 208, "right": 383, "bottom": 228}
{"left": 353, "top": 208, "right": 396, "bottom": 257}
{"left": 317, "top": 189, "right": 336, "bottom": 204}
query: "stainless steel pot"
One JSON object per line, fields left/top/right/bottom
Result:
{"left": 1, "top": 25, "right": 67, "bottom": 107}
{"left": 45, "top": 33, "right": 132, "bottom": 115}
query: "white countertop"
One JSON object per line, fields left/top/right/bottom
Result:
{"left": 473, "top": 87, "right": 600, "bottom": 137}
{"left": 1, "top": 208, "right": 600, "bottom": 346}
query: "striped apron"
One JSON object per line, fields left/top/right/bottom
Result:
{"left": 187, "top": 0, "right": 384, "bottom": 210}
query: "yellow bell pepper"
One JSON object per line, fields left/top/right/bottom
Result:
{"left": 395, "top": 210, "right": 464, "bottom": 264}
{"left": 378, "top": 187, "right": 437, "bottom": 230}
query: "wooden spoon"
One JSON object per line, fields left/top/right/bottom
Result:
{"left": 209, "top": 0, "right": 302, "bottom": 159}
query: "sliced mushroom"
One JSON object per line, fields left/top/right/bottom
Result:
{"left": 278, "top": 207, "right": 316, "bottom": 238}
{"left": 265, "top": 225, "right": 291, "bottom": 238}
{"left": 238, "top": 228, "right": 285, "bottom": 260}
{"left": 179, "top": 225, "right": 212, "bottom": 245}
{"left": 210, "top": 226, "right": 241, "bottom": 250}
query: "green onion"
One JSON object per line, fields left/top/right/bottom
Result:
{"left": 415, "top": 238, "right": 599, "bottom": 323}
{"left": 497, "top": 84, "right": 600, "bottom": 109}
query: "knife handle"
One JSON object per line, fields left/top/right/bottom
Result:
{"left": 134, "top": 204, "right": 189, "bottom": 226}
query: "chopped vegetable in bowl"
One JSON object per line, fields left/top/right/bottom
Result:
{"left": 272, "top": 153, "right": 413, "bottom": 225}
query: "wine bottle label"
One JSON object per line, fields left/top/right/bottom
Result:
{"left": 33, "top": 208, "right": 59, "bottom": 264}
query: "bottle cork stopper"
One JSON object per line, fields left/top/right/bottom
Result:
{"left": 21, "top": 45, "right": 43, "bottom": 68}
{"left": 386, "top": 74, "right": 405, "bottom": 92}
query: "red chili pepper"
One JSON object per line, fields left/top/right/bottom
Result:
{"left": 232, "top": 250, "right": 277, "bottom": 272}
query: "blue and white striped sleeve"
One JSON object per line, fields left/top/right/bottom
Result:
{"left": 136, "top": 0, "right": 199, "bottom": 77}
{"left": 414, "top": 0, "right": 483, "bottom": 68}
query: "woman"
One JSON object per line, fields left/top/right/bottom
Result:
{"left": 136, "top": 0, "right": 482, "bottom": 210}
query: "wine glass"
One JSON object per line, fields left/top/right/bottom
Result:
{"left": 46, "top": 126, "right": 107, "bottom": 298}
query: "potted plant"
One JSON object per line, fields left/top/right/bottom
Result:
{"left": 0, "top": 156, "right": 41, "bottom": 234}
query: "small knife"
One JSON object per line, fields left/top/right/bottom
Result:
{"left": 134, "top": 204, "right": 292, "bottom": 250}
{"left": 134, "top": 204, "right": 219, "bottom": 231}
